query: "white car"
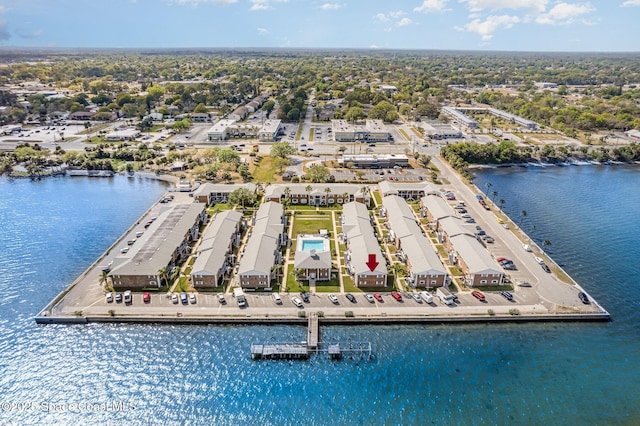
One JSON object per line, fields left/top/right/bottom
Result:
{"left": 534, "top": 256, "right": 545, "bottom": 264}
{"left": 105, "top": 293, "right": 113, "bottom": 303}
{"left": 120, "top": 247, "right": 129, "bottom": 254}
{"left": 171, "top": 293, "right": 179, "bottom": 304}
{"left": 291, "top": 297, "right": 303, "bottom": 308}
{"left": 189, "top": 294, "right": 196, "bottom": 304}
{"left": 328, "top": 294, "right": 339, "bottom": 304}
{"left": 123, "top": 290, "right": 132, "bottom": 304}
{"left": 365, "top": 293, "right": 375, "bottom": 303}
{"left": 272, "top": 293, "right": 283, "bottom": 304}
{"left": 413, "top": 293, "right": 423, "bottom": 303}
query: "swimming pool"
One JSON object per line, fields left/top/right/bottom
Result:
{"left": 299, "top": 237, "right": 329, "bottom": 252}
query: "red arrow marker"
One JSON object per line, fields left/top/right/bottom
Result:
{"left": 366, "top": 254, "right": 379, "bottom": 271}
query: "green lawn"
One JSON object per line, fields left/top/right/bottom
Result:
{"left": 291, "top": 217, "right": 333, "bottom": 236}
{"left": 314, "top": 281, "right": 341, "bottom": 293}
{"left": 398, "top": 128, "right": 411, "bottom": 141}
{"left": 251, "top": 156, "right": 278, "bottom": 183}
{"left": 372, "top": 191, "right": 382, "bottom": 206}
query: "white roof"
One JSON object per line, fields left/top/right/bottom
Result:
{"left": 450, "top": 234, "right": 502, "bottom": 275}
{"left": 191, "top": 211, "right": 242, "bottom": 277}
{"left": 421, "top": 195, "right": 455, "bottom": 221}
{"left": 342, "top": 202, "right": 387, "bottom": 276}
{"left": 238, "top": 202, "right": 284, "bottom": 276}
{"left": 207, "top": 119, "right": 236, "bottom": 134}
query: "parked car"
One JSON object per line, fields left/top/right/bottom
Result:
{"left": 500, "top": 291, "right": 514, "bottom": 301}
{"left": 143, "top": 292, "right": 151, "bottom": 303}
{"left": 120, "top": 247, "right": 129, "bottom": 254}
{"left": 272, "top": 293, "right": 283, "bottom": 304}
{"left": 180, "top": 292, "right": 188, "bottom": 304}
{"left": 171, "top": 293, "right": 178, "bottom": 304}
{"left": 115, "top": 292, "right": 123, "bottom": 303}
{"left": 578, "top": 292, "right": 590, "bottom": 304}
{"left": 300, "top": 292, "right": 310, "bottom": 303}
{"left": 217, "top": 293, "right": 226, "bottom": 304}
{"left": 328, "top": 294, "right": 339, "bottom": 304}
{"left": 345, "top": 293, "right": 356, "bottom": 303}
{"left": 373, "top": 293, "right": 383, "bottom": 302}
{"left": 105, "top": 293, "right": 113, "bottom": 303}
{"left": 413, "top": 293, "right": 423, "bottom": 303}
{"left": 471, "top": 290, "right": 486, "bottom": 302}
{"left": 124, "top": 290, "right": 132, "bottom": 304}
{"left": 291, "top": 297, "right": 303, "bottom": 308}
{"left": 391, "top": 291, "right": 402, "bottom": 301}
{"left": 365, "top": 293, "right": 375, "bottom": 303}
{"left": 541, "top": 263, "right": 551, "bottom": 273}
{"left": 189, "top": 294, "right": 196, "bottom": 304}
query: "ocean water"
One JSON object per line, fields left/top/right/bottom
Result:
{"left": 0, "top": 168, "right": 639, "bottom": 425}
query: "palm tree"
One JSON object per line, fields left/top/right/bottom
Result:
{"left": 360, "top": 185, "right": 370, "bottom": 206}
{"left": 542, "top": 239, "right": 551, "bottom": 253}
{"left": 283, "top": 186, "right": 291, "bottom": 205}
{"left": 491, "top": 190, "right": 498, "bottom": 201}
{"left": 485, "top": 182, "right": 492, "bottom": 192}
{"left": 99, "top": 271, "right": 110, "bottom": 291}
{"left": 521, "top": 210, "right": 527, "bottom": 220}
{"left": 498, "top": 199, "right": 505, "bottom": 210}
{"left": 305, "top": 184, "right": 312, "bottom": 205}
{"left": 157, "top": 267, "right": 168, "bottom": 288}
{"left": 324, "top": 186, "right": 332, "bottom": 206}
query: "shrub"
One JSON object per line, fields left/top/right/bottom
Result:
{"left": 509, "top": 308, "right": 520, "bottom": 316}
{"left": 345, "top": 311, "right": 354, "bottom": 318}
{"left": 488, "top": 309, "right": 495, "bottom": 316}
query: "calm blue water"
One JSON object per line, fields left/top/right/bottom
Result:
{"left": 301, "top": 239, "right": 326, "bottom": 252}
{"left": 1, "top": 168, "right": 640, "bottom": 425}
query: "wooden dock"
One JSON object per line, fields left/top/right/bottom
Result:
{"left": 307, "top": 312, "right": 319, "bottom": 349}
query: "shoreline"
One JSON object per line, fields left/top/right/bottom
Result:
{"left": 35, "top": 156, "right": 610, "bottom": 327}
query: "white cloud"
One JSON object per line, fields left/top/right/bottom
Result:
{"left": 321, "top": 3, "right": 342, "bottom": 10}
{"left": 457, "top": 14, "right": 520, "bottom": 40}
{"left": 535, "top": 2, "right": 594, "bottom": 24}
{"left": 414, "top": 0, "right": 450, "bottom": 13}
{"left": 621, "top": 0, "right": 640, "bottom": 5}
{"left": 257, "top": 27, "right": 269, "bottom": 34}
{"left": 459, "top": 0, "right": 548, "bottom": 13}
{"left": 249, "top": 0, "right": 288, "bottom": 11}
{"left": 375, "top": 10, "right": 410, "bottom": 28}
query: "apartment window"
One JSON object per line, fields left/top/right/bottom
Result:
{"left": 430, "top": 280, "right": 437, "bottom": 285}
{"left": 480, "top": 280, "right": 487, "bottom": 284}
{"left": 491, "top": 280, "right": 499, "bottom": 284}
{"left": 149, "top": 280, "right": 157, "bottom": 286}
{"left": 419, "top": 280, "right": 425, "bottom": 285}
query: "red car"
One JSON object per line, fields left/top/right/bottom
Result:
{"left": 373, "top": 293, "right": 383, "bottom": 302}
{"left": 143, "top": 292, "right": 151, "bottom": 303}
{"left": 471, "top": 290, "right": 486, "bottom": 302}
{"left": 391, "top": 291, "right": 402, "bottom": 301}
{"left": 496, "top": 257, "right": 507, "bottom": 263}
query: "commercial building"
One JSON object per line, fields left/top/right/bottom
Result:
{"left": 264, "top": 184, "right": 370, "bottom": 206}
{"left": 190, "top": 211, "right": 243, "bottom": 288}
{"left": 258, "top": 119, "right": 282, "bottom": 142}
{"left": 382, "top": 196, "right": 447, "bottom": 288}
{"left": 105, "top": 129, "right": 141, "bottom": 142}
{"left": 331, "top": 119, "right": 390, "bottom": 142}
{"left": 110, "top": 204, "right": 207, "bottom": 290}
{"left": 420, "top": 123, "right": 463, "bottom": 140}
{"left": 449, "top": 234, "right": 503, "bottom": 287}
{"left": 238, "top": 202, "right": 287, "bottom": 289}
{"left": 341, "top": 202, "right": 387, "bottom": 287}
{"left": 192, "top": 183, "right": 257, "bottom": 205}
{"left": 339, "top": 154, "right": 409, "bottom": 169}
{"left": 207, "top": 119, "right": 236, "bottom": 142}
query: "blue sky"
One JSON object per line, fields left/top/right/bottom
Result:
{"left": 0, "top": 0, "right": 639, "bottom": 51}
